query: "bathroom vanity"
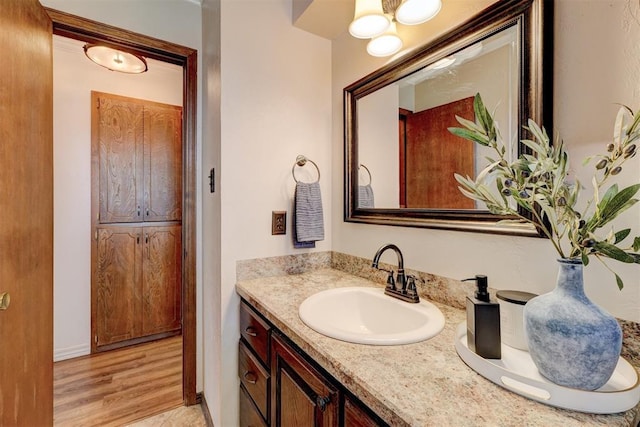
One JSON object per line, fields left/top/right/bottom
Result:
{"left": 236, "top": 267, "right": 640, "bottom": 426}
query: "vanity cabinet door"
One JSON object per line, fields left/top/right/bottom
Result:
{"left": 271, "top": 332, "right": 338, "bottom": 427}
{"left": 343, "top": 395, "right": 387, "bottom": 427}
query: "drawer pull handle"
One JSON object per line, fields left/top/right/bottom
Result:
{"left": 316, "top": 395, "right": 331, "bottom": 412}
{"left": 245, "top": 326, "right": 258, "bottom": 337}
{"left": 243, "top": 371, "right": 258, "bottom": 384}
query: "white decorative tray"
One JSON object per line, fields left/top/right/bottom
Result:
{"left": 454, "top": 323, "right": 640, "bottom": 414}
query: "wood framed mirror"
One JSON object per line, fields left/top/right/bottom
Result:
{"left": 344, "top": 0, "right": 553, "bottom": 236}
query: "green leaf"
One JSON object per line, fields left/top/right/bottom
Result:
{"left": 598, "top": 184, "right": 619, "bottom": 212}
{"left": 615, "top": 274, "right": 624, "bottom": 290}
{"left": 594, "top": 241, "right": 636, "bottom": 263}
{"left": 581, "top": 252, "right": 589, "bottom": 266}
{"left": 521, "top": 139, "right": 547, "bottom": 157}
{"left": 614, "top": 229, "right": 631, "bottom": 244}
{"left": 527, "top": 119, "right": 550, "bottom": 149}
{"left": 613, "top": 107, "right": 626, "bottom": 145}
{"left": 455, "top": 116, "right": 485, "bottom": 134}
{"left": 633, "top": 236, "right": 640, "bottom": 252}
{"left": 448, "top": 127, "right": 490, "bottom": 146}
{"left": 473, "top": 93, "right": 495, "bottom": 137}
{"left": 599, "top": 184, "right": 640, "bottom": 223}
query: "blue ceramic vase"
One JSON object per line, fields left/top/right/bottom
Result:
{"left": 523, "top": 258, "right": 622, "bottom": 390}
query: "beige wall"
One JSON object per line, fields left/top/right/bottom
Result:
{"left": 331, "top": 0, "right": 640, "bottom": 322}
{"left": 214, "top": 1, "right": 332, "bottom": 425}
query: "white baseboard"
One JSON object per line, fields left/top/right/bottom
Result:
{"left": 54, "top": 344, "right": 90, "bottom": 362}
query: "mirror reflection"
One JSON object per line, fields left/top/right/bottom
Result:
{"left": 357, "top": 26, "right": 518, "bottom": 210}
{"left": 344, "top": 0, "right": 552, "bottom": 236}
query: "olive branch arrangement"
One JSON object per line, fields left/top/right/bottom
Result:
{"left": 448, "top": 94, "right": 640, "bottom": 289}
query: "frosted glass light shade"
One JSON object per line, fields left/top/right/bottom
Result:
{"left": 395, "top": 0, "right": 442, "bottom": 25}
{"left": 83, "top": 44, "right": 148, "bottom": 74}
{"left": 367, "top": 22, "right": 403, "bottom": 57}
{"left": 349, "top": 0, "right": 391, "bottom": 39}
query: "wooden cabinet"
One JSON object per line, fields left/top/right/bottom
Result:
{"left": 142, "top": 226, "right": 182, "bottom": 336}
{"left": 239, "top": 301, "right": 272, "bottom": 426}
{"left": 238, "top": 299, "right": 388, "bottom": 427}
{"left": 343, "top": 395, "right": 383, "bottom": 427}
{"left": 271, "top": 332, "right": 338, "bottom": 427}
{"left": 92, "top": 92, "right": 183, "bottom": 352}
{"left": 94, "top": 92, "right": 182, "bottom": 224}
{"left": 95, "top": 225, "right": 182, "bottom": 351}
{"left": 143, "top": 104, "right": 183, "bottom": 222}
{"left": 95, "top": 227, "right": 142, "bottom": 348}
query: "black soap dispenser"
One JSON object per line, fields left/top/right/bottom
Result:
{"left": 463, "top": 275, "right": 501, "bottom": 359}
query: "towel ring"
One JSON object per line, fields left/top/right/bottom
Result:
{"left": 359, "top": 164, "right": 372, "bottom": 185}
{"left": 292, "top": 155, "right": 320, "bottom": 183}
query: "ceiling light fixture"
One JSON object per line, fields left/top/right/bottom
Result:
{"left": 349, "top": 0, "right": 442, "bottom": 57}
{"left": 83, "top": 44, "right": 148, "bottom": 74}
{"left": 367, "top": 20, "right": 403, "bottom": 57}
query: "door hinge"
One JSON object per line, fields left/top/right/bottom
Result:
{"left": 94, "top": 335, "right": 98, "bottom": 344}
{"left": 94, "top": 230, "right": 98, "bottom": 241}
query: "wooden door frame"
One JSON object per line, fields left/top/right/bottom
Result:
{"left": 46, "top": 8, "right": 198, "bottom": 406}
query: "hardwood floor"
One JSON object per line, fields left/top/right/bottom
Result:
{"left": 54, "top": 336, "right": 183, "bottom": 426}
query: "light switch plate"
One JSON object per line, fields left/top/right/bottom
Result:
{"left": 272, "top": 211, "right": 286, "bottom": 235}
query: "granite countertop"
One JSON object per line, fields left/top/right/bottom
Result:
{"left": 236, "top": 268, "right": 640, "bottom": 427}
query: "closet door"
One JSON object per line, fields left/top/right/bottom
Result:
{"left": 142, "top": 225, "right": 182, "bottom": 336}
{"left": 94, "top": 92, "right": 145, "bottom": 223}
{"left": 94, "top": 226, "right": 143, "bottom": 351}
{"left": 143, "top": 104, "right": 183, "bottom": 222}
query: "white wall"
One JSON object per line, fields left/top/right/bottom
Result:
{"left": 42, "top": 0, "right": 204, "bottom": 387}
{"left": 358, "top": 84, "right": 399, "bottom": 208}
{"left": 52, "top": 35, "right": 183, "bottom": 361}
{"left": 212, "top": 0, "right": 331, "bottom": 425}
{"left": 332, "top": 0, "right": 640, "bottom": 322}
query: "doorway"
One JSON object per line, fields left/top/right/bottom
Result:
{"left": 47, "top": 7, "right": 197, "bottom": 407}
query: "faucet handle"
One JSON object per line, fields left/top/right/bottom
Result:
{"left": 406, "top": 275, "right": 423, "bottom": 297}
{"left": 377, "top": 268, "right": 396, "bottom": 290}
{"left": 385, "top": 270, "right": 396, "bottom": 290}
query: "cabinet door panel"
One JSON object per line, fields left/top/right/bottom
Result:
{"left": 344, "top": 395, "right": 386, "bottom": 427}
{"left": 271, "top": 333, "right": 338, "bottom": 427}
{"left": 95, "top": 227, "right": 142, "bottom": 348}
{"left": 144, "top": 104, "right": 182, "bottom": 222}
{"left": 142, "top": 225, "right": 182, "bottom": 336}
{"left": 95, "top": 93, "right": 144, "bottom": 223}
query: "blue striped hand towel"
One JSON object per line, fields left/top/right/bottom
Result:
{"left": 294, "top": 182, "right": 324, "bottom": 242}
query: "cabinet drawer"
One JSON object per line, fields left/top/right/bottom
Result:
{"left": 240, "top": 300, "right": 271, "bottom": 365}
{"left": 240, "top": 383, "right": 267, "bottom": 427}
{"left": 239, "top": 341, "right": 270, "bottom": 421}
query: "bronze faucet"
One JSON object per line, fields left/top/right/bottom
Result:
{"left": 371, "top": 244, "right": 420, "bottom": 303}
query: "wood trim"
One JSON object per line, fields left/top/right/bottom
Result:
{"left": 45, "top": 8, "right": 192, "bottom": 64}
{"left": 198, "top": 393, "right": 215, "bottom": 427}
{"left": 48, "top": 9, "right": 198, "bottom": 406}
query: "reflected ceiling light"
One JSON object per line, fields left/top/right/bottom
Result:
{"left": 428, "top": 56, "right": 456, "bottom": 70}
{"left": 395, "top": 0, "right": 442, "bottom": 25}
{"left": 350, "top": 0, "right": 442, "bottom": 57}
{"left": 83, "top": 44, "right": 148, "bottom": 74}
{"left": 367, "top": 21, "right": 403, "bottom": 57}
{"left": 456, "top": 42, "right": 483, "bottom": 61}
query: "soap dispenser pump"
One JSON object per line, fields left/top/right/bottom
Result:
{"left": 462, "top": 275, "right": 501, "bottom": 359}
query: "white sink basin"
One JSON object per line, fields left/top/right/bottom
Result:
{"left": 298, "top": 287, "right": 445, "bottom": 345}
